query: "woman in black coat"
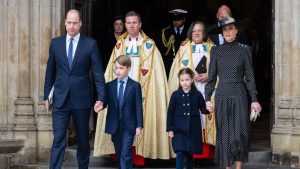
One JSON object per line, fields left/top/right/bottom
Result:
{"left": 167, "top": 68, "right": 208, "bottom": 169}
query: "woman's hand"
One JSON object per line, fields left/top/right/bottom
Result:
{"left": 194, "top": 73, "right": 201, "bottom": 82}
{"left": 194, "top": 73, "right": 208, "bottom": 83}
{"left": 251, "top": 102, "right": 262, "bottom": 116}
{"left": 168, "top": 131, "right": 174, "bottom": 138}
{"left": 206, "top": 101, "right": 214, "bottom": 112}
{"left": 198, "top": 73, "right": 208, "bottom": 83}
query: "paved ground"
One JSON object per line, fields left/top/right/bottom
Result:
{"left": 20, "top": 158, "right": 296, "bottom": 169}
{"left": 33, "top": 164, "right": 294, "bottom": 169}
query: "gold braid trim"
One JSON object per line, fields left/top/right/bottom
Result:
{"left": 161, "top": 26, "right": 175, "bottom": 56}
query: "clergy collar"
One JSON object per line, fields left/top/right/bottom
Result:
{"left": 192, "top": 41, "right": 204, "bottom": 45}
{"left": 121, "top": 30, "right": 149, "bottom": 41}
{"left": 129, "top": 37, "right": 138, "bottom": 41}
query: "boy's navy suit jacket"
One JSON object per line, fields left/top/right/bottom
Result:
{"left": 104, "top": 77, "right": 143, "bottom": 134}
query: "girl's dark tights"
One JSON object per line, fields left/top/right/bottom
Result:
{"left": 176, "top": 151, "right": 193, "bottom": 169}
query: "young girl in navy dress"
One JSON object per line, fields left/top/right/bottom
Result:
{"left": 167, "top": 67, "right": 209, "bottom": 169}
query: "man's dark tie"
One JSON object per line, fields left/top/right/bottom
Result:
{"left": 176, "top": 28, "right": 180, "bottom": 37}
{"left": 68, "top": 38, "right": 73, "bottom": 68}
{"left": 118, "top": 80, "right": 124, "bottom": 119}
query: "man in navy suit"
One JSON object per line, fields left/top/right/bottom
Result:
{"left": 44, "top": 9, "right": 105, "bottom": 169}
{"left": 95, "top": 55, "right": 143, "bottom": 169}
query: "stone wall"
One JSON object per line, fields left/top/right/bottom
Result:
{"left": 272, "top": 0, "right": 300, "bottom": 168}
{"left": 0, "top": 0, "right": 300, "bottom": 167}
{"left": 0, "top": 0, "right": 64, "bottom": 165}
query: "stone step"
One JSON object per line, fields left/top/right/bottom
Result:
{"left": 12, "top": 163, "right": 114, "bottom": 169}
{"left": 0, "top": 139, "right": 25, "bottom": 154}
{"left": 248, "top": 148, "right": 271, "bottom": 164}
{"left": 14, "top": 162, "right": 295, "bottom": 169}
{"left": 63, "top": 147, "right": 272, "bottom": 165}
{"left": 64, "top": 147, "right": 107, "bottom": 163}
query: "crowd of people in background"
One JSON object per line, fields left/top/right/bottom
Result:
{"left": 44, "top": 4, "right": 262, "bottom": 169}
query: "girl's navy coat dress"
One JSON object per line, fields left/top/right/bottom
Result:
{"left": 167, "top": 87, "right": 208, "bottom": 154}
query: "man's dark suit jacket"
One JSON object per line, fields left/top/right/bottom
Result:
{"left": 104, "top": 78, "right": 143, "bottom": 135}
{"left": 44, "top": 34, "right": 105, "bottom": 109}
{"left": 158, "top": 26, "right": 188, "bottom": 77}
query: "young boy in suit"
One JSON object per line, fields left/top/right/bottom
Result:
{"left": 94, "top": 55, "right": 143, "bottom": 169}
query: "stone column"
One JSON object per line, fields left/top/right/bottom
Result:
{"left": 272, "top": 0, "right": 300, "bottom": 168}
{"left": 12, "top": 0, "right": 37, "bottom": 164}
{"left": 0, "top": 0, "right": 13, "bottom": 139}
{"left": 0, "top": 0, "right": 65, "bottom": 165}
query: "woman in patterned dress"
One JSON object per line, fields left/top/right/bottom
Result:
{"left": 205, "top": 17, "right": 262, "bottom": 169}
